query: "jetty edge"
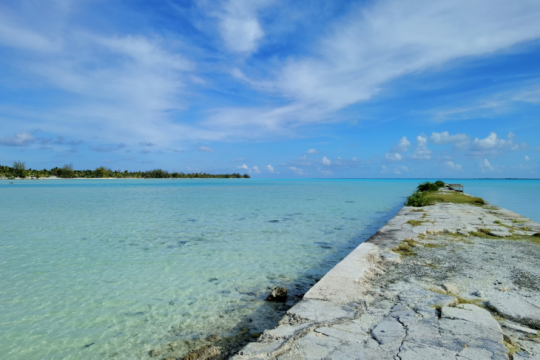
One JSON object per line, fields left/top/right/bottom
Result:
{"left": 230, "top": 189, "right": 540, "bottom": 360}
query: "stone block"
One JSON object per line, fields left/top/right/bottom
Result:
{"left": 487, "top": 298, "right": 540, "bottom": 329}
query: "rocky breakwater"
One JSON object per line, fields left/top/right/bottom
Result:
{"left": 232, "top": 190, "right": 540, "bottom": 360}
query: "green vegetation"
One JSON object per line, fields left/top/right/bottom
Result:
{"left": 405, "top": 180, "right": 447, "bottom": 207}
{"left": 434, "top": 180, "right": 445, "bottom": 188}
{"left": 468, "top": 228, "right": 540, "bottom": 246}
{"left": 406, "top": 180, "right": 486, "bottom": 208}
{"left": 392, "top": 238, "right": 418, "bottom": 256}
{"left": 425, "top": 192, "right": 485, "bottom": 206}
{"left": 407, "top": 219, "right": 427, "bottom": 227}
{"left": 453, "top": 296, "right": 484, "bottom": 307}
{"left": 405, "top": 191, "right": 430, "bottom": 207}
{"left": 504, "top": 337, "right": 520, "bottom": 357}
{"left": 0, "top": 162, "right": 251, "bottom": 179}
{"left": 423, "top": 243, "right": 446, "bottom": 248}
{"left": 12, "top": 161, "right": 26, "bottom": 178}
{"left": 417, "top": 181, "right": 442, "bottom": 192}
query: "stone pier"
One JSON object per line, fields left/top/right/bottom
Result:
{"left": 232, "top": 193, "right": 540, "bottom": 360}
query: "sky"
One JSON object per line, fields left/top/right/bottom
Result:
{"left": 1, "top": 0, "right": 540, "bottom": 178}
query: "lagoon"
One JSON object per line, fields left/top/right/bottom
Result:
{"left": 0, "top": 179, "right": 538, "bottom": 359}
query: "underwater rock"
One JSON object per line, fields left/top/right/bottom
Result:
{"left": 149, "top": 349, "right": 158, "bottom": 357}
{"left": 182, "top": 345, "right": 223, "bottom": 360}
{"left": 266, "top": 286, "right": 287, "bottom": 302}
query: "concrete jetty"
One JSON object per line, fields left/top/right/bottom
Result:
{"left": 231, "top": 192, "right": 540, "bottom": 359}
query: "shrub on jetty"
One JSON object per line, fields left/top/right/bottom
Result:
{"left": 405, "top": 191, "right": 429, "bottom": 207}
{"left": 434, "top": 180, "right": 445, "bottom": 188}
{"left": 417, "top": 181, "right": 441, "bottom": 192}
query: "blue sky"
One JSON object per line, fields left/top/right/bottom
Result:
{"left": 1, "top": 0, "right": 540, "bottom": 178}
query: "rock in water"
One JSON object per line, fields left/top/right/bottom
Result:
{"left": 183, "top": 345, "right": 223, "bottom": 360}
{"left": 266, "top": 287, "right": 287, "bottom": 302}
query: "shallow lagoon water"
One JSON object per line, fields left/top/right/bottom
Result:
{"left": 0, "top": 179, "right": 539, "bottom": 359}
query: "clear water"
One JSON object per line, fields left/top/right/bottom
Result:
{"left": 1, "top": 179, "right": 539, "bottom": 359}
{"left": 450, "top": 179, "right": 540, "bottom": 222}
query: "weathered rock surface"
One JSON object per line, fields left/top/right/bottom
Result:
{"left": 231, "top": 198, "right": 540, "bottom": 359}
{"left": 488, "top": 298, "right": 540, "bottom": 329}
{"left": 442, "top": 283, "right": 459, "bottom": 295}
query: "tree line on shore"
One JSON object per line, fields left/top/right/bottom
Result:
{"left": 0, "top": 162, "right": 250, "bottom": 179}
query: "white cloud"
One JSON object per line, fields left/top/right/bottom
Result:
{"left": 266, "top": 164, "right": 274, "bottom": 173}
{"left": 195, "top": 0, "right": 540, "bottom": 141}
{"left": 3, "top": 0, "right": 540, "bottom": 147}
{"left": 199, "top": 146, "right": 215, "bottom": 152}
{"left": 271, "top": 1, "right": 540, "bottom": 125}
{"left": 289, "top": 166, "right": 304, "bottom": 175}
{"left": 306, "top": 148, "right": 319, "bottom": 154}
{"left": 385, "top": 152, "right": 402, "bottom": 161}
{"left": 352, "top": 156, "right": 358, "bottom": 161}
{"left": 480, "top": 158, "right": 494, "bottom": 172}
{"left": 430, "top": 131, "right": 470, "bottom": 149}
{"left": 472, "top": 132, "right": 510, "bottom": 150}
{"left": 525, "top": 155, "right": 530, "bottom": 161}
{"left": 412, "top": 135, "right": 432, "bottom": 160}
{"left": 210, "top": 0, "right": 268, "bottom": 54}
{"left": 444, "top": 161, "right": 462, "bottom": 171}
{"left": 252, "top": 165, "right": 261, "bottom": 173}
{"left": 469, "top": 132, "right": 527, "bottom": 157}
{"left": 392, "top": 136, "right": 411, "bottom": 153}
{"left": 0, "top": 131, "right": 34, "bottom": 146}
{"left": 321, "top": 156, "right": 331, "bottom": 165}
{"left": 237, "top": 164, "right": 249, "bottom": 169}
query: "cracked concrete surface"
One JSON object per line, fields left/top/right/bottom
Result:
{"left": 231, "top": 194, "right": 540, "bottom": 360}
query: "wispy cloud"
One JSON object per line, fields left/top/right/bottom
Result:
{"left": 444, "top": 161, "right": 462, "bottom": 172}
{"left": 0, "top": 131, "right": 34, "bottom": 146}
{"left": 412, "top": 135, "right": 432, "bottom": 160}
{"left": 206, "top": 0, "right": 270, "bottom": 54}
{"left": 199, "top": 146, "right": 215, "bottom": 152}
{"left": 89, "top": 143, "right": 126, "bottom": 152}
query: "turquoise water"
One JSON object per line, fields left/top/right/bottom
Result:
{"left": 450, "top": 180, "right": 540, "bottom": 222}
{"left": 1, "top": 179, "right": 539, "bottom": 359}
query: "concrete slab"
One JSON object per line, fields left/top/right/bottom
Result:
{"left": 488, "top": 298, "right": 540, "bottom": 329}
{"left": 287, "top": 299, "right": 355, "bottom": 323}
